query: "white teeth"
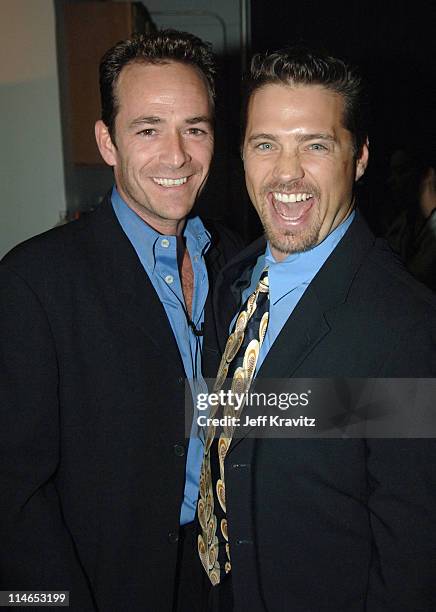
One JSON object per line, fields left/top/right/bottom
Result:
{"left": 273, "top": 191, "right": 313, "bottom": 204}
{"left": 272, "top": 192, "right": 313, "bottom": 203}
{"left": 153, "top": 177, "right": 188, "bottom": 187}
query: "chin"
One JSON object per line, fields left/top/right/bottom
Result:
{"left": 263, "top": 221, "right": 321, "bottom": 256}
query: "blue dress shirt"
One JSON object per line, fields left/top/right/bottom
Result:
{"left": 238, "top": 212, "right": 355, "bottom": 372}
{"left": 112, "top": 187, "right": 210, "bottom": 525}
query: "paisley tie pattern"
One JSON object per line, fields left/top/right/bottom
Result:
{"left": 197, "top": 269, "right": 270, "bottom": 585}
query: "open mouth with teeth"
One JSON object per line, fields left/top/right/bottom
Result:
{"left": 152, "top": 177, "right": 188, "bottom": 187}
{"left": 269, "top": 191, "right": 314, "bottom": 224}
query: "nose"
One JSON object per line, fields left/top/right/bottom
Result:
{"left": 159, "top": 132, "right": 191, "bottom": 168}
{"left": 272, "top": 148, "right": 305, "bottom": 184}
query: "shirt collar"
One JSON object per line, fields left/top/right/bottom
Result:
{"left": 265, "top": 211, "right": 355, "bottom": 305}
{"left": 111, "top": 186, "right": 211, "bottom": 271}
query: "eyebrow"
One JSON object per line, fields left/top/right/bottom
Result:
{"left": 296, "top": 133, "right": 336, "bottom": 143}
{"left": 129, "top": 116, "right": 162, "bottom": 127}
{"left": 247, "top": 132, "right": 336, "bottom": 144}
{"left": 129, "top": 115, "right": 212, "bottom": 128}
{"left": 247, "top": 133, "right": 278, "bottom": 144}
{"left": 185, "top": 116, "right": 212, "bottom": 125}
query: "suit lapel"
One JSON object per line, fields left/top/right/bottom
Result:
{"left": 227, "top": 284, "right": 330, "bottom": 451}
{"left": 88, "top": 196, "right": 184, "bottom": 368}
{"left": 257, "top": 285, "right": 330, "bottom": 378}
{"left": 226, "top": 213, "right": 375, "bottom": 452}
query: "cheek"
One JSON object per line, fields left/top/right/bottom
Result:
{"left": 305, "top": 160, "right": 344, "bottom": 192}
{"left": 205, "top": 153, "right": 214, "bottom": 173}
{"left": 244, "top": 158, "right": 267, "bottom": 190}
{"left": 190, "top": 140, "right": 214, "bottom": 164}
{"left": 200, "top": 149, "right": 214, "bottom": 173}
{"left": 331, "top": 162, "right": 356, "bottom": 194}
{"left": 303, "top": 157, "right": 331, "bottom": 177}
{"left": 244, "top": 167, "right": 258, "bottom": 198}
{"left": 127, "top": 139, "right": 161, "bottom": 165}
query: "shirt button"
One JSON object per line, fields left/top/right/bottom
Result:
{"left": 165, "top": 274, "right": 174, "bottom": 284}
{"left": 174, "top": 444, "right": 185, "bottom": 457}
{"left": 161, "top": 238, "right": 170, "bottom": 248}
{"left": 168, "top": 531, "right": 179, "bottom": 544}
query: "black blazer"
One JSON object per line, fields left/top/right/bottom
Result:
{"left": 0, "top": 197, "right": 242, "bottom": 611}
{"left": 213, "top": 214, "right": 436, "bottom": 611}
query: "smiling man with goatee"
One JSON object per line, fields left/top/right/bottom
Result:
{"left": 200, "top": 47, "right": 436, "bottom": 611}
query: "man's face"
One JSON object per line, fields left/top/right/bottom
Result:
{"left": 96, "top": 61, "right": 214, "bottom": 235}
{"left": 243, "top": 84, "right": 368, "bottom": 259}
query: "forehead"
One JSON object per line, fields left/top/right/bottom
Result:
{"left": 115, "top": 60, "right": 211, "bottom": 114}
{"left": 246, "top": 83, "right": 347, "bottom": 134}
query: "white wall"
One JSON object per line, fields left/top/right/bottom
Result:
{"left": 0, "top": 0, "right": 65, "bottom": 257}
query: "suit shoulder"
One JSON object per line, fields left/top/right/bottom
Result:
{"left": 361, "top": 237, "right": 436, "bottom": 316}
{"left": 1, "top": 216, "right": 92, "bottom": 281}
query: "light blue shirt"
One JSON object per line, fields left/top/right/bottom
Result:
{"left": 112, "top": 187, "right": 210, "bottom": 525}
{"left": 239, "top": 212, "right": 355, "bottom": 372}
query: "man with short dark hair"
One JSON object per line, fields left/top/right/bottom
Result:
{"left": 201, "top": 47, "right": 436, "bottom": 611}
{"left": 0, "top": 30, "right": 241, "bottom": 611}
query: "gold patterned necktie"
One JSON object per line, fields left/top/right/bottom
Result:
{"left": 197, "top": 268, "right": 269, "bottom": 585}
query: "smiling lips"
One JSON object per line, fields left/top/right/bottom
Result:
{"left": 271, "top": 191, "right": 314, "bottom": 222}
{"left": 152, "top": 176, "right": 188, "bottom": 187}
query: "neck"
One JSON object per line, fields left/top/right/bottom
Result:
{"left": 118, "top": 190, "right": 187, "bottom": 236}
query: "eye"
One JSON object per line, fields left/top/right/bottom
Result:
{"left": 186, "top": 127, "right": 207, "bottom": 136}
{"left": 256, "top": 142, "right": 274, "bottom": 151}
{"left": 308, "top": 143, "right": 328, "bottom": 151}
{"left": 137, "top": 128, "right": 157, "bottom": 137}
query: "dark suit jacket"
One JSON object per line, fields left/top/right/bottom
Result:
{"left": 0, "top": 196, "right": 242, "bottom": 611}
{"left": 213, "top": 214, "right": 436, "bottom": 611}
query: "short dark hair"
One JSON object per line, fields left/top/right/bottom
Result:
{"left": 99, "top": 29, "right": 216, "bottom": 141}
{"left": 242, "top": 46, "right": 368, "bottom": 154}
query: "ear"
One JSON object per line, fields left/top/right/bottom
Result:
{"left": 95, "top": 120, "right": 117, "bottom": 166}
{"left": 355, "top": 138, "right": 369, "bottom": 181}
